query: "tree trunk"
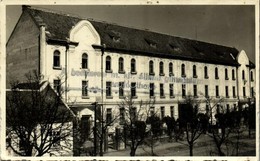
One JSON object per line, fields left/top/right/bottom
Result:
{"left": 217, "top": 144, "right": 225, "bottom": 156}
{"left": 189, "top": 143, "right": 193, "bottom": 156}
{"left": 130, "top": 147, "right": 136, "bottom": 156}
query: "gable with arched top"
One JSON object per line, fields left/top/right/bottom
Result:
{"left": 69, "top": 20, "right": 101, "bottom": 46}
{"left": 237, "top": 50, "right": 249, "bottom": 66}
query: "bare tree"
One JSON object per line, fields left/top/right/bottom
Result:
{"left": 118, "top": 94, "right": 155, "bottom": 156}
{"left": 180, "top": 95, "right": 205, "bottom": 156}
{"left": 6, "top": 71, "right": 74, "bottom": 156}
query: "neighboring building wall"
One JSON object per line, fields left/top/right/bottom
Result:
{"left": 6, "top": 11, "right": 40, "bottom": 87}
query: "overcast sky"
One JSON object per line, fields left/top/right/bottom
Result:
{"left": 6, "top": 5, "right": 255, "bottom": 62}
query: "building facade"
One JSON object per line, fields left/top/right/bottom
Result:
{"left": 6, "top": 5, "right": 256, "bottom": 154}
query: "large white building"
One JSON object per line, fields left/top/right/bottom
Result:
{"left": 6, "top": 5, "right": 256, "bottom": 151}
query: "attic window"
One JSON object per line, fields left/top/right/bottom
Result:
{"left": 169, "top": 44, "right": 181, "bottom": 52}
{"left": 145, "top": 38, "right": 157, "bottom": 48}
{"left": 193, "top": 46, "right": 204, "bottom": 55}
{"left": 108, "top": 30, "right": 121, "bottom": 42}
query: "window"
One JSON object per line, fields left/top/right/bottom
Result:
{"left": 193, "top": 65, "right": 197, "bottom": 78}
{"left": 233, "top": 86, "right": 236, "bottom": 98}
{"left": 118, "top": 57, "right": 124, "bottom": 73}
{"left": 225, "top": 69, "right": 229, "bottom": 80}
{"left": 53, "top": 50, "right": 60, "bottom": 68}
{"left": 194, "top": 85, "right": 197, "bottom": 97}
{"left": 242, "top": 70, "right": 245, "bottom": 80}
{"left": 169, "top": 84, "right": 174, "bottom": 97}
{"left": 53, "top": 79, "right": 61, "bottom": 94}
{"left": 106, "top": 108, "right": 112, "bottom": 123}
{"left": 204, "top": 66, "right": 208, "bottom": 79}
{"left": 106, "top": 56, "right": 112, "bottom": 72}
{"left": 82, "top": 53, "right": 88, "bottom": 69}
{"left": 160, "top": 83, "right": 165, "bottom": 98}
{"left": 251, "top": 87, "right": 254, "bottom": 97}
{"left": 119, "top": 108, "right": 125, "bottom": 123}
{"left": 251, "top": 71, "right": 254, "bottom": 81}
{"left": 149, "top": 60, "right": 154, "bottom": 75}
{"left": 243, "top": 86, "right": 246, "bottom": 97}
{"left": 159, "top": 61, "right": 164, "bottom": 75}
{"left": 150, "top": 106, "right": 155, "bottom": 116}
{"left": 182, "top": 84, "right": 186, "bottom": 97}
{"left": 82, "top": 80, "right": 88, "bottom": 97}
{"left": 181, "top": 64, "right": 186, "bottom": 77}
{"left": 150, "top": 83, "right": 154, "bottom": 97}
{"left": 169, "top": 62, "right": 173, "bottom": 76}
{"left": 216, "top": 85, "right": 219, "bottom": 97}
{"left": 130, "top": 107, "right": 137, "bottom": 120}
{"left": 225, "top": 86, "right": 229, "bottom": 98}
{"left": 226, "top": 104, "right": 230, "bottom": 113}
{"left": 161, "top": 106, "right": 165, "bottom": 119}
{"left": 131, "top": 82, "right": 137, "bottom": 98}
{"left": 170, "top": 106, "right": 174, "bottom": 118}
{"left": 232, "top": 69, "right": 236, "bottom": 80}
{"left": 119, "top": 82, "right": 124, "bottom": 98}
{"left": 131, "top": 59, "right": 136, "bottom": 74}
{"left": 106, "top": 82, "right": 112, "bottom": 97}
{"left": 50, "top": 131, "right": 61, "bottom": 147}
{"left": 216, "top": 105, "right": 220, "bottom": 114}
{"left": 215, "top": 67, "right": 219, "bottom": 79}
{"left": 205, "top": 85, "right": 209, "bottom": 97}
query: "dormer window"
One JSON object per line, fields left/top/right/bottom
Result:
{"left": 169, "top": 44, "right": 181, "bottom": 52}
{"left": 145, "top": 38, "right": 157, "bottom": 48}
{"left": 108, "top": 30, "right": 121, "bottom": 42}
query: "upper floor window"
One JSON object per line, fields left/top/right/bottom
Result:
{"left": 182, "top": 84, "right": 186, "bottom": 97}
{"left": 251, "top": 71, "right": 254, "bottom": 81}
{"left": 131, "top": 82, "right": 137, "bottom": 98}
{"left": 150, "top": 83, "right": 154, "bottom": 97}
{"left": 160, "top": 83, "right": 165, "bottom": 98}
{"left": 181, "top": 64, "right": 186, "bottom": 77}
{"left": 149, "top": 60, "right": 154, "bottom": 75}
{"left": 131, "top": 59, "right": 136, "bottom": 74}
{"left": 160, "top": 106, "right": 165, "bottom": 119}
{"left": 225, "top": 86, "right": 229, "bottom": 98}
{"left": 242, "top": 70, "right": 245, "bottom": 80}
{"left": 82, "top": 80, "right": 88, "bottom": 97}
{"left": 232, "top": 69, "right": 236, "bottom": 80}
{"left": 106, "top": 56, "right": 112, "bottom": 72}
{"left": 119, "top": 82, "right": 124, "bottom": 98}
{"left": 225, "top": 69, "right": 229, "bottom": 80}
{"left": 169, "top": 84, "right": 174, "bottom": 98}
{"left": 243, "top": 86, "right": 246, "bottom": 97}
{"left": 204, "top": 66, "right": 208, "bottom": 79}
{"left": 53, "top": 79, "right": 61, "bottom": 94}
{"left": 193, "top": 65, "right": 197, "bottom": 78}
{"left": 118, "top": 57, "right": 124, "bottom": 73}
{"left": 216, "top": 85, "right": 219, "bottom": 97}
{"left": 193, "top": 85, "right": 197, "bottom": 97}
{"left": 215, "top": 67, "right": 219, "bottom": 79}
{"left": 159, "top": 61, "right": 164, "bottom": 76}
{"left": 106, "top": 81, "right": 112, "bottom": 97}
{"left": 53, "top": 50, "right": 61, "bottom": 68}
{"left": 169, "top": 62, "right": 173, "bottom": 76}
{"left": 82, "top": 53, "right": 88, "bottom": 69}
{"left": 205, "top": 85, "right": 209, "bottom": 97}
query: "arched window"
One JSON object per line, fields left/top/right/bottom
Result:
{"left": 53, "top": 50, "right": 60, "bottom": 67}
{"left": 250, "top": 71, "right": 254, "bottom": 81}
{"left": 159, "top": 61, "right": 164, "bottom": 75}
{"left": 193, "top": 65, "right": 197, "bottom": 78}
{"left": 215, "top": 67, "right": 219, "bottom": 79}
{"left": 118, "top": 57, "right": 124, "bottom": 73}
{"left": 149, "top": 60, "right": 154, "bottom": 74}
{"left": 232, "top": 69, "right": 235, "bottom": 80}
{"left": 181, "top": 64, "right": 185, "bottom": 77}
{"left": 242, "top": 70, "right": 245, "bottom": 80}
{"left": 169, "top": 62, "right": 173, "bottom": 76}
{"left": 82, "top": 53, "right": 88, "bottom": 69}
{"left": 131, "top": 59, "right": 136, "bottom": 73}
{"left": 106, "top": 56, "right": 111, "bottom": 71}
{"left": 204, "top": 66, "right": 208, "bottom": 78}
{"left": 225, "top": 68, "right": 229, "bottom": 80}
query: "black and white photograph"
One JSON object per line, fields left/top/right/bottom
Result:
{"left": 2, "top": 1, "right": 258, "bottom": 159}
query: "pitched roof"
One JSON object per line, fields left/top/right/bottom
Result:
{"left": 24, "top": 5, "right": 239, "bottom": 66}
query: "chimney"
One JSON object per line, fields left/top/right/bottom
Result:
{"left": 22, "top": 5, "right": 31, "bottom": 11}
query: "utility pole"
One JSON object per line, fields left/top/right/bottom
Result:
{"left": 92, "top": 102, "right": 97, "bottom": 156}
